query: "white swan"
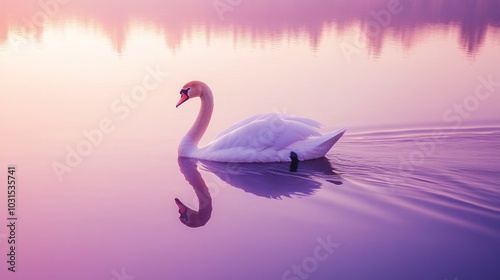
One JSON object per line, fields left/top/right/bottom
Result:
{"left": 176, "top": 81, "right": 346, "bottom": 162}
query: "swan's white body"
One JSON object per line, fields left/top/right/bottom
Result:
{"left": 177, "top": 81, "right": 346, "bottom": 162}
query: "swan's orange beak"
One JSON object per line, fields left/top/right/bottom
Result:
{"left": 176, "top": 93, "right": 189, "bottom": 108}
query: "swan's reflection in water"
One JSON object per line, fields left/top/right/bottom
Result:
{"left": 175, "top": 157, "right": 212, "bottom": 228}
{"left": 175, "top": 156, "right": 342, "bottom": 227}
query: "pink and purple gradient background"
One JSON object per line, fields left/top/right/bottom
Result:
{"left": 1, "top": 1, "right": 500, "bottom": 279}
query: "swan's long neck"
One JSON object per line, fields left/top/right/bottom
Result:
{"left": 179, "top": 86, "right": 214, "bottom": 156}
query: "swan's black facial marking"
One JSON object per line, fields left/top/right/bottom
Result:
{"left": 180, "top": 87, "right": 190, "bottom": 96}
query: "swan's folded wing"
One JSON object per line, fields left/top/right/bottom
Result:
{"left": 210, "top": 113, "right": 271, "bottom": 142}
{"left": 205, "top": 113, "right": 323, "bottom": 152}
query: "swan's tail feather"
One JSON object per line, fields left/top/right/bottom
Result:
{"left": 287, "top": 127, "right": 346, "bottom": 161}
{"left": 316, "top": 127, "right": 346, "bottom": 156}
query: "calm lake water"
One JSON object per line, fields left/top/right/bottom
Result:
{"left": 1, "top": 0, "right": 500, "bottom": 279}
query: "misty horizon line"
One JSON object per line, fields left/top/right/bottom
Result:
{"left": 1, "top": 0, "right": 499, "bottom": 54}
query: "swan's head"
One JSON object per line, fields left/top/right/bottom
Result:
{"left": 174, "top": 198, "right": 191, "bottom": 223}
{"left": 174, "top": 197, "right": 211, "bottom": 228}
{"left": 176, "top": 80, "right": 207, "bottom": 108}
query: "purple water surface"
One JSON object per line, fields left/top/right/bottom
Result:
{"left": 1, "top": 1, "right": 500, "bottom": 280}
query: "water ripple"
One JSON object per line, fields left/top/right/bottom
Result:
{"left": 330, "top": 126, "right": 500, "bottom": 237}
